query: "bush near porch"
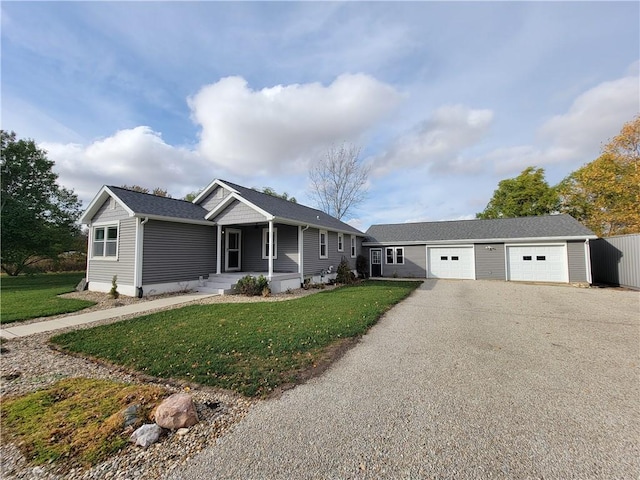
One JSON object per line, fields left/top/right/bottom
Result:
{"left": 51, "top": 281, "right": 422, "bottom": 397}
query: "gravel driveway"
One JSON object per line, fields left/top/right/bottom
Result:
{"left": 169, "top": 280, "right": 639, "bottom": 480}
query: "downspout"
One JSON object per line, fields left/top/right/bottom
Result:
{"left": 585, "top": 238, "right": 593, "bottom": 284}
{"left": 135, "top": 217, "right": 149, "bottom": 298}
{"left": 299, "top": 225, "right": 310, "bottom": 285}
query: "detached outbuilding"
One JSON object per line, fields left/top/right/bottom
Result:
{"left": 363, "top": 215, "right": 597, "bottom": 284}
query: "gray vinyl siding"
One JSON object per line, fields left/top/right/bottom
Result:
{"left": 303, "top": 228, "right": 356, "bottom": 275}
{"left": 142, "top": 220, "right": 216, "bottom": 284}
{"left": 567, "top": 240, "right": 588, "bottom": 283}
{"left": 200, "top": 186, "right": 231, "bottom": 211}
{"left": 88, "top": 217, "right": 136, "bottom": 285}
{"left": 590, "top": 234, "right": 640, "bottom": 289}
{"left": 382, "top": 245, "right": 426, "bottom": 278}
{"left": 92, "top": 198, "right": 130, "bottom": 223}
{"left": 240, "top": 224, "right": 298, "bottom": 273}
{"left": 474, "top": 243, "right": 506, "bottom": 280}
{"left": 213, "top": 200, "right": 266, "bottom": 225}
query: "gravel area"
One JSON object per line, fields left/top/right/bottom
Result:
{"left": 167, "top": 280, "right": 640, "bottom": 479}
{"left": 0, "top": 286, "right": 335, "bottom": 480}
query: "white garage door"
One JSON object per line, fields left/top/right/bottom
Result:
{"left": 428, "top": 247, "right": 475, "bottom": 279}
{"left": 507, "top": 245, "right": 568, "bottom": 283}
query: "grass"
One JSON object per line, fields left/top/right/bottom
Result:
{"left": 52, "top": 281, "right": 422, "bottom": 397}
{"left": 1, "top": 272, "right": 96, "bottom": 324}
{"left": 0, "top": 378, "right": 168, "bottom": 469}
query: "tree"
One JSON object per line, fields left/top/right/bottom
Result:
{"left": 309, "top": 143, "right": 370, "bottom": 220}
{"left": 183, "top": 189, "right": 203, "bottom": 202}
{"left": 253, "top": 186, "right": 297, "bottom": 203}
{"left": 558, "top": 116, "right": 640, "bottom": 236}
{"left": 1, "top": 131, "right": 83, "bottom": 275}
{"left": 476, "top": 166, "right": 559, "bottom": 219}
{"left": 121, "top": 185, "right": 171, "bottom": 197}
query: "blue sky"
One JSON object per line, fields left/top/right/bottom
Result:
{"left": 2, "top": 1, "right": 638, "bottom": 231}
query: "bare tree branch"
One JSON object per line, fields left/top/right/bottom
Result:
{"left": 309, "top": 143, "right": 370, "bottom": 220}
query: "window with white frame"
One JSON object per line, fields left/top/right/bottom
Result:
{"left": 385, "top": 247, "right": 404, "bottom": 264}
{"left": 351, "top": 236, "right": 356, "bottom": 258}
{"left": 93, "top": 225, "right": 118, "bottom": 258}
{"left": 319, "top": 230, "right": 328, "bottom": 259}
{"left": 262, "top": 227, "right": 278, "bottom": 259}
{"left": 337, "top": 233, "right": 344, "bottom": 252}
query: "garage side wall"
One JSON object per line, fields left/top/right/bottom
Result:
{"left": 474, "top": 243, "right": 506, "bottom": 280}
{"left": 383, "top": 245, "right": 426, "bottom": 278}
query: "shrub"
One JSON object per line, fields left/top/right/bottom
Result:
{"left": 356, "top": 254, "right": 369, "bottom": 279}
{"left": 236, "top": 275, "right": 270, "bottom": 296}
{"left": 336, "top": 257, "right": 355, "bottom": 285}
{"left": 109, "top": 275, "right": 119, "bottom": 299}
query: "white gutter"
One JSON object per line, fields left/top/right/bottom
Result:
{"left": 362, "top": 235, "right": 598, "bottom": 246}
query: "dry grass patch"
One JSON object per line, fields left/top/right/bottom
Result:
{"left": 1, "top": 378, "right": 168, "bottom": 470}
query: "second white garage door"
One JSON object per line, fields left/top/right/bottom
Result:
{"left": 428, "top": 247, "right": 475, "bottom": 279}
{"left": 507, "top": 244, "right": 568, "bottom": 283}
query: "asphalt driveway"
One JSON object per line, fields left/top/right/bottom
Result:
{"left": 169, "top": 280, "right": 639, "bottom": 479}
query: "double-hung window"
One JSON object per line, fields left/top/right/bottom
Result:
{"left": 319, "top": 230, "right": 328, "bottom": 259}
{"left": 93, "top": 225, "right": 118, "bottom": 258}
{"left": 385, "top": 247, "right": 404, "bottom": 264}
{"left": 337, "top": 233, "right": 344, "bottom": 252}
{"left": 350, "top": 236, "right": 357, "bottom": 258}
{"left": 262, "top": 228, "right": 278, "bottom": 259}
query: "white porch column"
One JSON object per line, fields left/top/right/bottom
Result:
{"left": 268, "top": 220, "right": 274, "bottom": 280}
{"left": 298, "top": 225, "right": 303, "bottom": 282}
{"left": 216, "top": 224, "right": 222, "bottom": 275}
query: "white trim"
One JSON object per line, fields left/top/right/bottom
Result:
{"left": 585, "top": 239, "right": 593, "bottom": 284}
{"left": 385, "top": 246, "right": 405, "bottom": 265}
{"left": 80, "top": 186, "right": 135, "bottom": 224}
{"left": 133, "top": 213, "right": 214, "bottom": 227}
{"left": 216, "top": 224, "right": 222, "bottom": 275}
{"left": 319, "top": 230, "right": 328, "bottom": 259}
{"left": 225, "top": 228, "right": 242, "bottom": 272}
{"left": 363, "top": 235, "right": 597, "bottom": 247}
{"left": 337, "top": 233, "right": 344, "bottom": 252}
{"left": 90, "top": 221, "right": 120, "bottom": 261}
{"left": 262, "top": 227, "right": 278, "bottom": 259}
{"left": 193, "top": 179, "right": 239, "bottom": 204}
{"left": 205, "top": 191, "right": 273, "bottom": 222}
{"left": 267, "top": 220, "right": 274, "bottom": 280}
{"left": 351, "top": 236, "right": 357, "bottom": 258}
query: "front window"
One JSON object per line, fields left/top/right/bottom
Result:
{"left": 338, "top": 233, "right": 344, "bottom": 252}
{"left": 351, "top": 236, "right": 357, "bottom": 258}
{"left": 262, "top": 227, "right": 278, "bottom": 259}
{"left": 93, "top": 225, "right": 118, "bottom": 258}
{"left": 319, "top": 230, "right": 328, "bottom": 258}
{"left": 386, "top": 247, "right": 404, "bottom": 265}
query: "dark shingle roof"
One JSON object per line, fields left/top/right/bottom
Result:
{"left": 365, "top": 215, "right": 596, "bottom": 243}
{"left": 220, "top": 180, "right": 363, "bottom": 235}
{"left": 108, "top": 186, "right": 209, "bottom": 221}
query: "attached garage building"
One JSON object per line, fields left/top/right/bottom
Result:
{"left": 364, "top": 215, "right": 597, "bottom": 284}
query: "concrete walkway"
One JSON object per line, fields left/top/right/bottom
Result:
{"left": 0, "top": 293, "right": 217, "bottom": 339}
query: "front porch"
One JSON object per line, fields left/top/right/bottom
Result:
{"left": 195, "top": 271, "right": 302, "bottom": 295}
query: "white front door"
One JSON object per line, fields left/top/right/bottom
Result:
{"left": 225, "top": 228, "right": 241, "bottom": 271}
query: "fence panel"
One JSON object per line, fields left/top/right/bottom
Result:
{"left": 590, "top": 234, "right": 640, "bottom": 290}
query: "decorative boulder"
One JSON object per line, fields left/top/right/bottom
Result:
{"left": 154, "top": 393, "right": 199, "bottom": 430}
{"left": 130, "top": 423, "right": 163, "bottom": 448}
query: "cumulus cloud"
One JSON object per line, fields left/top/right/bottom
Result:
{"left": 371, "top": 105, "right": 494, "bottom": 175}
{"left": 188, "top": 74, "right": 402, "bottom": 175}
{"left": 42, "top": 126, "right": 204, "bottom": 204}
{"left": 488, "top": 70, "right": 640, "bottom": 175}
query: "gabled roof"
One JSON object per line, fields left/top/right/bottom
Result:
{"left": 80, "top": 186, "right": 210, "bottom": 225}
{"left": 364, "top": 214, "right": 597, "bottom": 245}
{"left": 197, "top": 179, "right": 363, "bottom": 235}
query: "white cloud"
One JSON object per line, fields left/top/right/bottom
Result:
{"left": 488, "top": 70, "right": 640, "bottom": 175}
{"left": 42, "top": 126, "right": 204, "bottom": 205}
{"left": 371, "top": 105, "right": 494, "bottom": 175}
{"left": 188, "top": 74, "right": 402, "bottom": 175}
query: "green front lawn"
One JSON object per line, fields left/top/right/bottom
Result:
{"left": 1, "top": 273, "right": 96, "bottom": 324}
{"left": 52, "top": 281, "right": 422, "bottom": 397}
